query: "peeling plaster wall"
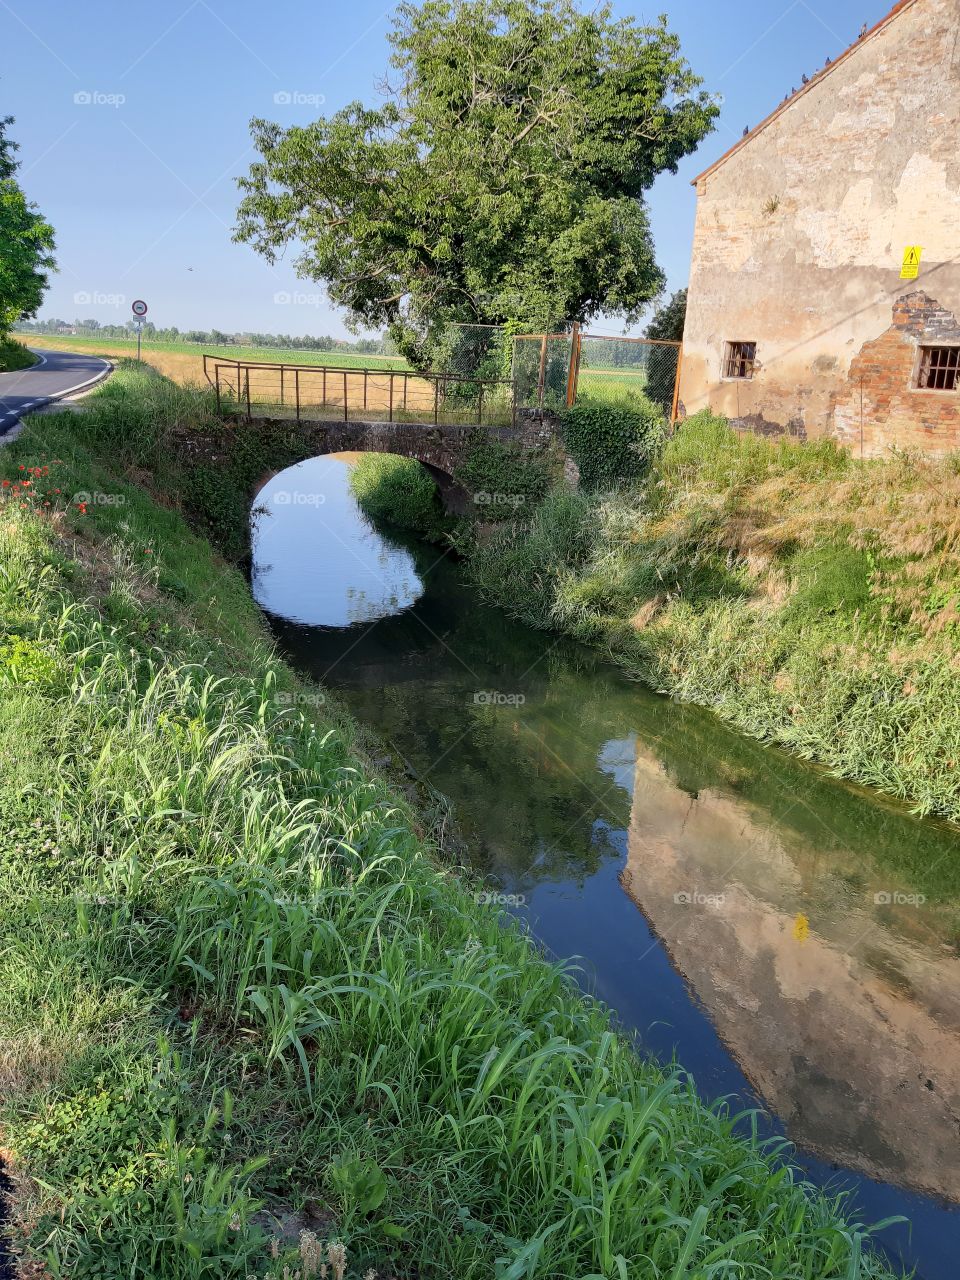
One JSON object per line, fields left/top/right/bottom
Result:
{"left": 679, "top": 0, "right": 960, "bottom": 455}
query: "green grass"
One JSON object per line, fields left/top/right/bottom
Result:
{"left": 0, "top": 335, "right": 38, "bottom": 372}
{"left": 464, "top": 410, "right": 960, "bottom": 824}
{"left": 0, "top": 373, "right": 904, "bottom": 1278}
{"left": 349, "top": 453, "right": 449, "bottom": 540}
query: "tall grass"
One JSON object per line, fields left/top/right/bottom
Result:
{"left": 466, "top": 410, "right": 960, "bottom": 823}
{"left": 0, "top": 377, "right": 905, "bottom": 1276}
{"left": 0, "top": 336, "right": 38, "bottom": 372}
{"left": 349, "top": 453, "right": 448, "bottom": 540}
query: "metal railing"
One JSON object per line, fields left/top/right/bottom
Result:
{"left": 203, "top": 355, "right": 516, "bottom": 426}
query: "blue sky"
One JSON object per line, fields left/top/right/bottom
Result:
{"left": 3, "top": 0, "right": 894, "bottom": 338}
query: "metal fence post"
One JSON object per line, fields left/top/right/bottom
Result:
{"left": 565, "top": 323, "right": 581, "bottom": 408}
{"left": 537, "top": 333, "right": 547, "bottom": 408}
{"left": 670, "top": 346, "right": 684, "bottom": 429}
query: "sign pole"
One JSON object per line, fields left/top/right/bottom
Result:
{"left": 131, "top": 299, "right": 149, "bottom": 360}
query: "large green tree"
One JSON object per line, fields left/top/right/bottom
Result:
{"left": 0, "top": 116, "right": 56, "bottom": 336}
{"left": 235, "top": 0, "right": 716, "bottom": 365}
{"left": 645, "top": 286, "right": 687, "bottom": 342}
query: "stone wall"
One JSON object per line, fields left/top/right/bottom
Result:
{"left": 679, "top": 0, "right": 960, "bottom": 455}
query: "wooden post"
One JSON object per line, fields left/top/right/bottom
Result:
{"left": 343, "top": 370, "right": 349, "bottom": 421}
{"left": 565, "top": 323, "right": 581, "bottom": 408}
{"left": 280, "top": 364, "right": 285, "bottom": 409}
{"left": 388, "top": 374, "right": 394, "bottom": 422}
{"left": 433, "top": 378, "right": 439, "bottom": 424}
{"left": 295, "top": 368, "right": 300, "bottom": 422}
{"left": 245, "top": 369, "right": 251, "bottom": 420}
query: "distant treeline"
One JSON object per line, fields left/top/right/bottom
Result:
{"left": 14, "top": 317, "right": 396, "bottom": 355}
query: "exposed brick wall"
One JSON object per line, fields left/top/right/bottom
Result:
{"left": 833, "top": 292, "right": 960, "bottom": 456}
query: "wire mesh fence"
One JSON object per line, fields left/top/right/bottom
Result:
{"left": 512, "top": 333, "right": 576, "bottom": 411}
{"left": 512, "top": 328, "right": 682, "bottom": 420}
{"left": 575, "top": 334, "right": 681, "bottom": 418}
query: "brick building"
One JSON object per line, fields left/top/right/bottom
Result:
{"left": 678, "top": 0, "right": 960, "bottom": 456}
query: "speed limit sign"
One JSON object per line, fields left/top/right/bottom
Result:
{"left": 131, "top": 299, "right": 148, "bottom": 318}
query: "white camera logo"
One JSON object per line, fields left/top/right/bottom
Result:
{"left": 74, "top": 90, "right": 125, "bottom": 108}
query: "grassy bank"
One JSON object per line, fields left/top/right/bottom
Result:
{"left": 463, "top": 411, "right": 960, "bottom": 824}
{"left": 0, "top": 369, "right": 903, "bottom": 1277}
{"left": 0, "top": 336, "right": 37, "bottom": 372}
{"left": 349, "top": 454, "right": 449, "bottom": 541}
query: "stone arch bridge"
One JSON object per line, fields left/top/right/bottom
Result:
{"left": 198, "top": 354, "right": 576, "bottom": 514}
{"left": 172, "top": 411, "right": 574, "bottom": 532}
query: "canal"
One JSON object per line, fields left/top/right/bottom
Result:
{"left": 252, "top": 454, "right": 960, "bottom": 1278}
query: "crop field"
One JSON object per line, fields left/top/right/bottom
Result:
{"left": 16, "top": 333, "right": 411, "bottom": 390}
{"left": 16, "top": 334, "right": 515, "bottom": 422}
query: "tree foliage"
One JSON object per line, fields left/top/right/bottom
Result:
{"left": 235, "top": 0, "right": 716, "bottom": 365}
{"left": 645, "top": 287, "right": 687, "bottom": 342}
{"left": 0, "top": 117, "right": 56, "bottom": 336}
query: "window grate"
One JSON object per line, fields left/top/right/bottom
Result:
{"left": 917, "top": 345, "right": 960, "bottom": 391}
{"left": 723, "top": 341, "right": 757, "bottom": 380}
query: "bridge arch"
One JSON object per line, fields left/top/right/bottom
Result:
{"left": 243, "top": 415, "right": 565, "bottom": 515}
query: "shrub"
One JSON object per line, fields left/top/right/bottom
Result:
{"left": 349, "top": 452, "right": 447, "bottom": 539}
{"left": 562, "top": 394, "right": 666, "bottom": 487}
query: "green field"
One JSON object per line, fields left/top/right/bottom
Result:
{"left": 18, "top": 333, "right": 411, "bottom": 388}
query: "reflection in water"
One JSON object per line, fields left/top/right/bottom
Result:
{"left": 625, "top": 745, "right": 960, "bottom": 1202}
{"left": 253, "top": 455, "right": 960, "bottom": 1280}
{"left": 252, "top": 456, "right": 423, "bottom": 626}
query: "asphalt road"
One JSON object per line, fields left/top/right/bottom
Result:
{"left": 0, "top": 347, "right": 112, "bottom": 438}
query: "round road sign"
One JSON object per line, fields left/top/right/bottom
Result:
{"left": 131, "top": 299, "right": 148, "bottom": 318}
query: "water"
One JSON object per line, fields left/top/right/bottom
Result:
{"left": 253, "top": 455, "right": 960, "bottom": 1278}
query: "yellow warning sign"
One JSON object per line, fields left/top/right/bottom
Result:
{"left": 900, "top": 245, "right": 923, "bottom": 279}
